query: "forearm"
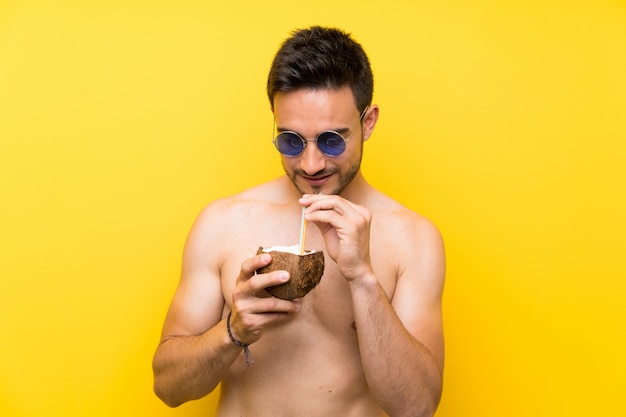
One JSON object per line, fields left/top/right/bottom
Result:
{"left": 152, "top": 318, "right": 240, "bottom": 407}
{"left": 350, "top": 277, "right": 443, "bottom": 417}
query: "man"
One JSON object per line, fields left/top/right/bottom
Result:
{"left": 153, "top": 26, "right": 445, "bottom": 417}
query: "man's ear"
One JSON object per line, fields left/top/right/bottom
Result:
{"left": 362, "top": 104, "right": 379, "bottom": 141}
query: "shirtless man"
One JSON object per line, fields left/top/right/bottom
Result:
{"left": 152, "top": 26, "right": 445, "bottom": 417}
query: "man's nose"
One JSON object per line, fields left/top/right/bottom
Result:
{"left": 299, "top": 142, "right": 326, "bottom": 175}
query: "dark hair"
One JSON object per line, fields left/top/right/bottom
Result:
{"left": 267, "top": 26, "right": 373, "bottom": 113}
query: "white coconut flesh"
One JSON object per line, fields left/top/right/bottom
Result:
{"left": 261, "top": 244, "right": 318, "bottom": 255}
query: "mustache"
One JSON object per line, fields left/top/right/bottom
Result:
{"left": 294, "top": 168, "right": 336, "bottom": 178}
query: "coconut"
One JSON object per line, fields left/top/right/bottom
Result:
{"left": 256, "top": 245, "right": 324, "bottom": 300}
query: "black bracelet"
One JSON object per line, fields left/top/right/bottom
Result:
{"left": 227, "top": 311, "right": 254, "bottom": 366}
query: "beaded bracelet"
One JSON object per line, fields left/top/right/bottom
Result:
{"left": 227, "top": 311, "right": 254, "bottom": 366}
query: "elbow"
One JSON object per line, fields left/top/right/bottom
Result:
{"left": 394, "top": 400, "right": 439, "bottom": 417}
{"left": 152, "top": 364, "right": 219, "bottom": 408}
{"left": 389, "top": 381, "right": 442, "bottom": 417}
{"left": 419, "top": 382, "right": 443, "bottom": 417}
{"left": 153, "top": 379, "right": 184, "bottom": 408}
{"left": 413, "top": 363, "right": 443, "bottom": 417}
{"left": 384, "top": 397, "right": 440, "bottom": 417}
{"left": 417, "top": 378, "right": 443, "bottom": 417}
{"left": 152, "top": 348, "right": 186, "bottom": 407}
{"left": 419, "top": 399, "right": 441, "bottom": 417}
{"left": 152, "top": 360, "right": 187, "bottom": 408}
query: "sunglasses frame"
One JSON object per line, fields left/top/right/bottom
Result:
{"left": 272, "top": 106, "right": 369, "bottom": 157}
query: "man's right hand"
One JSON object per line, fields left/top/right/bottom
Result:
{"left": 228, "top": 253, "right": 301, "bottom": 345}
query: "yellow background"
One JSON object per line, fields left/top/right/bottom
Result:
{"left": 1, "top": 1, "right": 625, "bottom": 416}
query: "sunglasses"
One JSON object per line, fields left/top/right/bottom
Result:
{"left": 273, "top": 107, "right": 369, "bottom": 157}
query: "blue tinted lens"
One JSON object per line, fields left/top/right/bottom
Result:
{"left": 276, "top": 133, "right": 305, "bottom": 156}
{"left": 317, "top": 132, "right": 346, "bottom": 156}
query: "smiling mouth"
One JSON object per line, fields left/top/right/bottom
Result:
{"left": 302, "top": 174, "right": 332, "bottom": 185}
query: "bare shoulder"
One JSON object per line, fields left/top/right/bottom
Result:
{"left": 185, "top": 177, "right": 297, "bottom": 267}
{"left": 369, "top": 191, "right": 443, "bottom": 253}
{"left": 193, "top": 178, "right": 292, "bottom": 231}
{"left": 200, "top": 178, "right": 285, "bottom": 213}
{"left": 367, "top": 190, "right": 445, "bottom": 296}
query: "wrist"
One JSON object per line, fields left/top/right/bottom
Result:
{"left": 226, "top": 312, "right": 254, "bottom": 366}
{"left": 347, "top": 269, "right": 378, "bottom": 291}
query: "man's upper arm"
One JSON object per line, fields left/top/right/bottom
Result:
{"left": 391, "top": 216, "right": 446, "bottom": 371}
{"left": 160, "top": 203, "right": 227, "bottom": 341}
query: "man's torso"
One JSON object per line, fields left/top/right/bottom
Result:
{"left": 211, "top": 178, "right": 413, "bottom": 416}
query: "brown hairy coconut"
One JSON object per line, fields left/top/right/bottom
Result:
{"left": 256, "top": 245, "right": 324, "bottom": 300}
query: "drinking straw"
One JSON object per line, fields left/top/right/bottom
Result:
{"left": 298, "top": 206, "right": 307, "bottom": 255}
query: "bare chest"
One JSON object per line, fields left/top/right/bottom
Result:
{"left": 218, "top": 217, "right": 397, "bottom": 332}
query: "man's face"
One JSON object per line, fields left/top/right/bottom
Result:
{"left": 272, "top": 87, "right": 365, "bottom": 196}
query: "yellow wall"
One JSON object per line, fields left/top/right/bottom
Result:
{"left": 1, "top": 1, "right": 624, "bottom": 416}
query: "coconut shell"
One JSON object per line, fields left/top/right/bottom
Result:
{"left": 256, "top": 247, "right": 324, "bottom": 300}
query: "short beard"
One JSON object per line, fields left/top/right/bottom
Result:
{"left": 284, "top": 143, "right": 363, "bottom": 196}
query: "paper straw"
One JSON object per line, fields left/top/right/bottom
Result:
{"left": 298, "top": 206, "right": 307, "bottom": 255}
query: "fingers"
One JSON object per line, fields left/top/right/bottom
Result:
{"left": 300, "top": 193, "right": 369, "bottom": 216}
{"left": 232, "top": 252, "right": 300, "bottom": 331}
{"left": 239, "top": 252, "right": 273, "bottom": 279}
{"left": 298, "top": 193, "right": 374, "bottom": 281}
{"left": 300, "top": 193, "right": 371, "bottom": 231}
{"left": 230, "top": 289, "right": 300, "bottom": 344}
{"left": 237, "top": 253, "right": 291, "bottom": 296}
{"left": 231, "top": 254, "right": 300, "bottom": 343}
